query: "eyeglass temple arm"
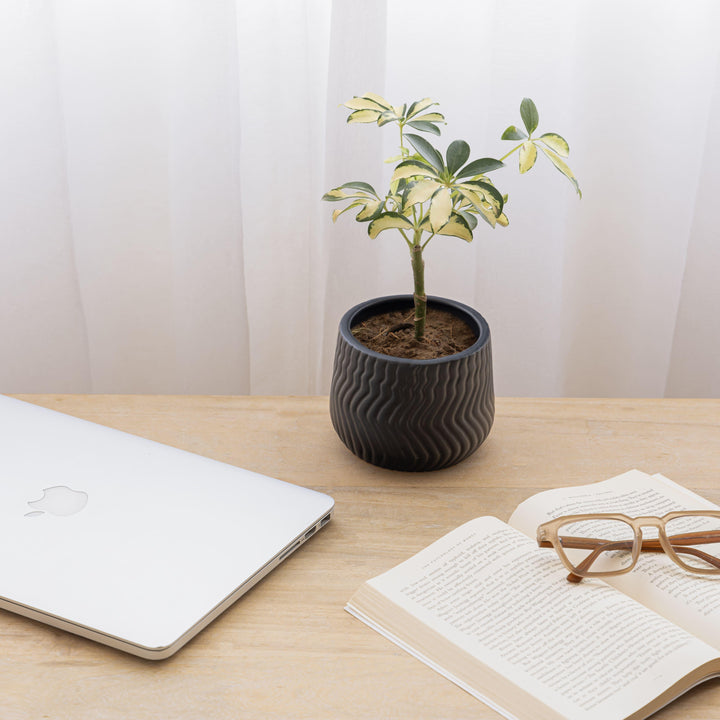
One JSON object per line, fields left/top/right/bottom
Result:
{"left": 539, "top": 531, "right": 720, "bottom": 583}
{"left": 637, "top": 533, "right": 720, "bottom": 571}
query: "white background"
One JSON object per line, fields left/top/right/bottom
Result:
{"left": 2, "top": 0, "right": 718, "bottom": 396}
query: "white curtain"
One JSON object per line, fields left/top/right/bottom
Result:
{"left": 2, "top": 0, "right": 719, "bottom": 397}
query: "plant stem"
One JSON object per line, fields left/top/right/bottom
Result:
{"left": 499, "top": 143, "right": 523, "bottom": 163}
{"left": 411, "top": 230, "right": 426, "bottom": 340}
{"left": 398, "top": 120, "right": 412, "bottom": 159}
{"left": 400, "top": 120, "right": 426, "bottom": 339}
{"left": 398, "top": 227, "right": 413, "bottom": 249}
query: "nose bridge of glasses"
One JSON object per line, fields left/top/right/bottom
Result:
{"left": 634, "top": 516, "right": 665, "bottom": 531}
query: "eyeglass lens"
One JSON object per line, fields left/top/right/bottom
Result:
{"left": 664, "top": 515, "right": 720, "bottom": 571}
{"left": 557, "top": 518, "right": 635, "bottom": 575}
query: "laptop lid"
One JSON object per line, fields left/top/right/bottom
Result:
{"left": 0, "top": 395, "right": 334, "bottom": 659}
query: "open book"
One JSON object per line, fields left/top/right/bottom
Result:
{"left": 346, "top": 470, "right": 720, "bottom": 720}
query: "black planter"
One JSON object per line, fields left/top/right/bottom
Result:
{"left": 329, "top": 295, "right": 494, "bottom": 471}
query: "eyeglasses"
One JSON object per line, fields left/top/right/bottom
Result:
{"left": 537, "top": 511, "right": 720, "bottom": 583}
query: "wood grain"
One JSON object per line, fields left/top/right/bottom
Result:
{"left": 3, "top": 395, "right": 720, "bottom": 720}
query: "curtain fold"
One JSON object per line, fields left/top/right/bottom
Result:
{"left": 665, "top": 48, "right": 720, "bottom": 398}
{"left": 1, "top": 0, "right": 718, "bottom": 397}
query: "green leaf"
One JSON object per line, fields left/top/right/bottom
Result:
{"left": 539, "top": 133, "right": 570, "bottom": 158}
{"left": 344, "top": 97, "right": 387, "bottom": 112}
{"left": 455, "top": 157, "right": 504, "bottom": 179}
{"left": 406, "top": 98, "right": 437, "bottom": 119}
{"left": 406, "top": 121, "right": 441, "bottom": 136}
{"left": 337, "top": 181, "right": 379, "bottom": 197}
{"left": 435, "top": 213, "right": 473, "bottom": 242}
{"left": 501, "top": 125, "right": 527, "bottom": 141}
{"left": 405, "top": 179, "right": 442, "bottom": 207}
{"left": 347, "top": 109, "right": 381, "bottom": 124}
{"left": 519, "top": 141, "right": 537, "bottom": 173}
{"left": 539, "top": 147, "right": 582, "bottom": 197}
{"left": 404, "top": 133, "right": 445, "bottom": 173}
{"left": 430, "top": 187, "right": 452, "bottom": 231}
{"left": 391, "top": 160, "right": 439, "bottom": 182}
{"left": 520, "top": 98, "right": 539, "bottom": 136}
{"left": 446, "top": 140, "right": 470, "bottom": 175}
{"left": 368, "top": 212, "right": 413, "bottom": 238}
{"left": 457, "top": 209, "right": 478, "bottom": 231}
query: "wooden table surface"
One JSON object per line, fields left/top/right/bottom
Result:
{"left": 3, "top": 395, "right": 720, "bottom": 719}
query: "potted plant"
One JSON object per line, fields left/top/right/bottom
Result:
{"left": 323, "top": 93, "right": 580, "bottom": 471}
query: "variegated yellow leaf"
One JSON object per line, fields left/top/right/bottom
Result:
{"left": 344, "top": 97, "right": 387, "bottom": 112}
{"left": 361, "top": 92, "right": 392, "bottom": 109}
{"left": 430, "top": 187, "right": 452, "bottom": 232}
{"left": 406, "top": 98, "right": 436, "bottom": 119}
{"left": 386, "top": 193, "right": 404, "bottom": 212}
{"left": 356, "top": 200, "right": 382, "bottom": 221}
{"left": 519, "top": 141, "right": 537, "bottom": 173}
{"left": 332, "top": 201, "right": 362, "bottom": 222}
{"left": 456, "top": 198, "right": 473, "bottom": 214}
{"left": 323, "top": 186, "right": 377, "bottom": 202}
{"left": 410, "top": 112, "right": 445, "bottom": 123}
{"left": 457, "top": 183, "right": 502, "bottom": 215}
{"left": 405, "top": 179, "right": 441, "bottom": 206}
{"left": 497, "top": 212, "right": 509, "bottom": 227}
{"left": 322, "top": 188, "right": 350, "bottom": 201}
{"left": 457, "top": 187, "right": 498, "bottom": 228}
{"left": 378, "top": 109, "right": 402, "bottom": 126}
{"left": 347, "top": 109, "right": 382, "bottom": 124}
{"left": 539, "top": 133, "right": 570, "bottom": 157}
{"left": 368, "top": 212, "right": 413, "bottom": 238}
{"left": 475, "top": 201, "right": 498, "bottom": 228}
{"left": 456, "top": 187, "right": 486, "bottom": 214}
{"left": 435, "top": 215, "right": 473, "bottom": 242}
{"left": 539, "top": 147, "right": 582, "bottom": 196}
{"left": 391, "top": 161, "right": 438, "bottom": 182}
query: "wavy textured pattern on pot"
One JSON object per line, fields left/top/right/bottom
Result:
{"left": 329, "top": 296, "right": 494, "bottom": 472}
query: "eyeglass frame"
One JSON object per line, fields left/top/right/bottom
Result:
{"left": 536, "top": 510, "right": 720, "bottom": 583}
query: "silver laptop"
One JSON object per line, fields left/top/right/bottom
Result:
{"left": 0, "top": 395, "right": 334, "bottom": 659}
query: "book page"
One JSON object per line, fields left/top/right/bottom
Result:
{"left": 353, "top": 516, "right": 717, "bottom": 720}
{"left": 508, "top": 469, "right": 720, "bottom": 648}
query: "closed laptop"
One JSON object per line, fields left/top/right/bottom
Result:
{"left": 0, "top": 395, "right": 334, "bottom": 659}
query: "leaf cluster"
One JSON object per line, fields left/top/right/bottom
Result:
{"left": 322, "top": 94, "right": 580, "bottom": 249}
{"left": 502, "top": 98, "right": 581, "bottom": 197}
{"left": 343, "top": 92, "right": 445, "bottom": 137}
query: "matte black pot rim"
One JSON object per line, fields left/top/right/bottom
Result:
{"left": 339, "top": 294, "right": 491, "bottom": 366}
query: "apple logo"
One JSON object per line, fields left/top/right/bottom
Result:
{"left": 25, "top": 486, "right": 89, "bottom": 518}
